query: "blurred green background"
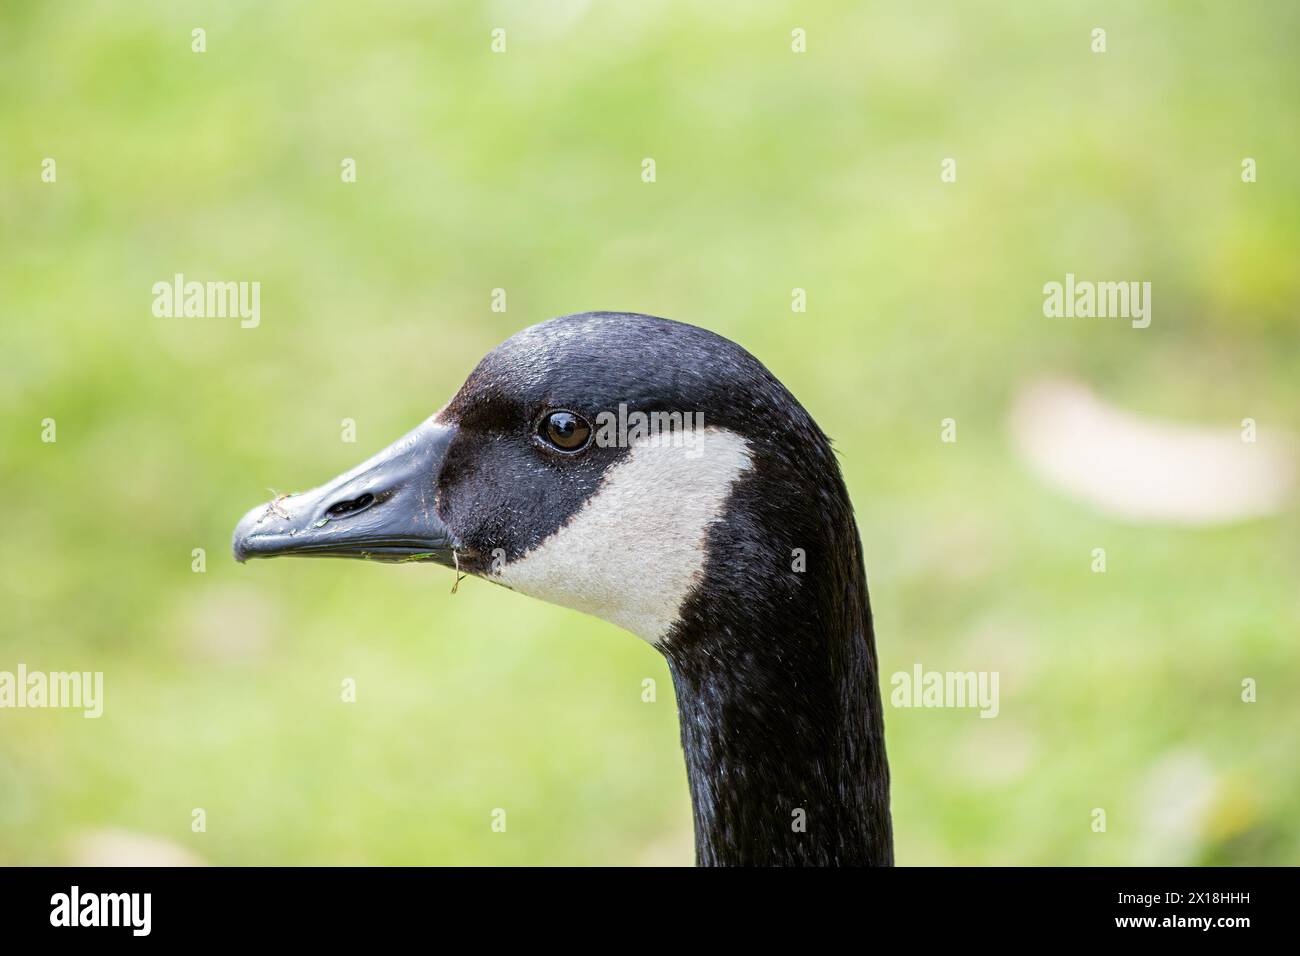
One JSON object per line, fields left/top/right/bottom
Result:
{"left": 2, "top": 0, "right": 1298, "bottom": 865}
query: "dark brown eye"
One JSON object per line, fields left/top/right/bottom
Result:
{"left": 539, "top": 410, "right": 592, "bottom": 452}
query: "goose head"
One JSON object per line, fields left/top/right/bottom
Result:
{"left": 232, "top": 311, "right": 891, "bottom": 864}
{"left": 235, "top": 311, "right": 791, "bottom": 645}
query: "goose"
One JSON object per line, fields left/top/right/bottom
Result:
{"left": 232, "top": 311, "right": 893, "bottom": 866}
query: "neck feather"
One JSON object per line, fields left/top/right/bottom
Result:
{"left": 664, "top": 493, "right": 892, "bottom": 866}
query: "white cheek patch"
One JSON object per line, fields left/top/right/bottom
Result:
{"left": 492, "top": 428, "right": 753, "bottom": 645}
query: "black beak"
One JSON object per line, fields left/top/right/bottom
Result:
{"left": 232, "top": 417, "right": 456, "bottom": 565}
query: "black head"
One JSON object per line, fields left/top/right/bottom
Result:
{"left": 232, "top": 311, "right": 847, "bottom": 648}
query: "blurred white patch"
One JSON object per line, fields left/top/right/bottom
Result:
{"left": 66, "top": 828, "right": 206, "bottom": 867}
{"left": 1136, "top": 750, "right": 1217, "bottom": 865}
{"left": 1010, "top": 378, "right": 1296, "bottom": 524}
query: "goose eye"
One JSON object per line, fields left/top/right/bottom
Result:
{"left": 539, "top": 410, "right": 592, "bottom": 452}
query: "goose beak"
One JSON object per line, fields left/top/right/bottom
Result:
{"left": 232, "top": 417, "right": 456, "bottom": 565}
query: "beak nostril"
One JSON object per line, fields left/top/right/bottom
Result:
{"left": 325, "top": 492, "right": 375, "bottom": 518}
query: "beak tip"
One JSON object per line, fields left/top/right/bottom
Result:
{"left": 231, "top": 503, "right": 268, "bottom": 564}
{"left": 231, "top": 420, "right": 455, "bottom": 565}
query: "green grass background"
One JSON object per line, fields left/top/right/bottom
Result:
{"left": 2, "top": 0, "right": 1297, "bottom": 865}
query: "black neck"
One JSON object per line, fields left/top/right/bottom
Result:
{"left": 665, "top": 533, "right": 892, "bottom": 866}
